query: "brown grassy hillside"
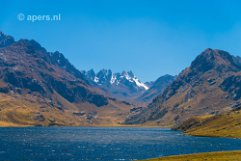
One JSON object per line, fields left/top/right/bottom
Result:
{"left": 142, "top": 151, "right": 241, "bottom": 161}
{"left": 177, "top": 110, "right": 241, "bottom": 138}
{"left": 0, "top": 93, "right": 132, "bottom": 127}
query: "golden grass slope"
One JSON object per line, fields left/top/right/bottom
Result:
{"left": 0, "top": 93, "right": 132, "bottom": 127}
{"left": 142, "top": 109, "right": 241, "bottom": 161}
{"left": 142, "top": 150, "right": 241, "bottom": 161}
{"left": 183, "top": 110, "right": 241, "bottom": 138}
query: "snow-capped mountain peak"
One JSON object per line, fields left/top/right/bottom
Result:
{"left": 110, "top": 74, "right": 117, "bottom": 84}
{"left": 133, "top": 77, "right": 149, "bottom": 90}
{"left": 82, "top": 69, "right": 149, "bottom": 100}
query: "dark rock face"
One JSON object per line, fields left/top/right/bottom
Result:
{"left": 0, "top": 32, "right": 108, "bottom": 108}
{"left": 130, "top": 106, "right": 144, "bottom": 113}
{"left": 220, "top": 75, "right": 241, "bottom": 100}
{"left": 155, "top": 77, "right": 184, "bottom": 104}
{"left": 48, "top": 78, "right": 106, "bottom": 104}
{"left": 190, "top": 49, "right": 215, "bottom": 73}
{"left": 0, "top": 32, "right": 15, "bottom": 48}
{"left": 33, "top": 114, "right": 45, "bottom": 122}
{"left": 2, "top": 71, "right": 45, "bottom": 94}
{"left": 96, "top": 69, "right": 113, "bottom": 85}
{"left": 49, "top": 51, "right": 86, "bottom": 81}
{"left": 190, "top": 49, "right": 241, "bottom": 74}
{"left": 125, "top": 49, "right": 241, "bottom": 126}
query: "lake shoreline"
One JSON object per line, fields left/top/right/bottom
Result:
{"left": 2, "top": 123, "right": 241, "bottom": 161}
{"left": 140, "top": 150, "right": 241, "bottom": 161}
{"left": 141, "top": 127, "right": 241, "bottom": 160}
{"left": 0, "top": 123, "right": 164, "bottom": 128}
{"left": 2, "top": 123, "right": 240, "bottom": 139}
{"left": 1, "top": 126, "right": 241, "bottom": 161}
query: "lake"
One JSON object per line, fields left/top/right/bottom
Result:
{"left": 0, "top": 127, "right": 241, "bottom": 161}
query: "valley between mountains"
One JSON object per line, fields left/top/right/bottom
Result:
{"left": 0, "top": 32, "right": 174, "bottom": 127}
{"left": 1, "top": 32, "right": 241, "bottom": 139}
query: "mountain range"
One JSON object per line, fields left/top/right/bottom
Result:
{"left": 0, "top": 32, "right": 175, "bottom": 126}
{"left": 1, "top": 31, "right": 241, "bottom": 130}
{"left": 125, "top": 48, "right": 241, "bottom": 127}
{"left": 0, "top": 32, "right": 134, "bottom": 126}
{"left": 82, "top": 69, "right": 148, "bottom": 100}
{"left": 81, "top": 69, "right": 174, "bottom": 103}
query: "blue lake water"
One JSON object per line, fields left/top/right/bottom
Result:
{"left": 0, "top": 127, "right": 241, "bottom": 161}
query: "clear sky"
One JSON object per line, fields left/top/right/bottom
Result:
{"left": 1, "top": 0, "right": 241, "bottom": 81}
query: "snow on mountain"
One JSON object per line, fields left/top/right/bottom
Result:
{"left": 85, "top": 69, "right": 149, "bottom": 90}
{"left": 82, "top": 69, "right": 149, "bottom": 101}
{"left": 133, "top": 77, "right": 149, "bottom": 90}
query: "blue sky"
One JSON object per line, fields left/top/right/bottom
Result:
{"left": 1, "top": 0, "right": 241, "bottom": 81}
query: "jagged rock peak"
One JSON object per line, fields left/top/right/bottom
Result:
{"left": 0, "top": 32, "right": 15, "bottom": 48}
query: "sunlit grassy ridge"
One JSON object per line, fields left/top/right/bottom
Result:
{"left": 179, "top": 110, "right": 241, "bottom": 138}
{"left": 142, "top": 150, "right": 241, "bottom": 161}
{"left": 142, "top": 110, "right": 241, "bottom": 161}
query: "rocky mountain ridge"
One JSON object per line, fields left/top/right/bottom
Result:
{"left": 82, "top": 69, "right": 174, "bottom": 103}
{"left": 0, "top": 32, "right": 132, "bottom": 126}
{"left": 125, "top": 48, "right": 241, "bottom": 126}
{"left": 82, "top": 69, "right": 149, "bottom": 101}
